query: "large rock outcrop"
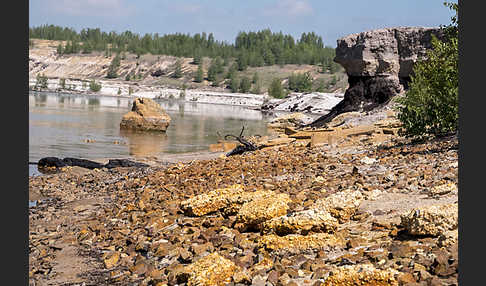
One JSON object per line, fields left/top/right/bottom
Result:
{"left": 120, "top": 97, "right": 171, "bottom": 132}
{"left": 308, "top": 27, "right": 444, "bottom": 128}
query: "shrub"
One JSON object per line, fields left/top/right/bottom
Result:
{"left": 59, "top": 78, "right": 66, "bottom": 89}
{"left": 36, "top": 73, "right": 48, "bottom": 89}
{"left": 172, "top": 59, "right": 183, "bottom": 78}
{"left": 194, "top": 63, "right": 204, "bottom": 83}
{"left": 268, "top": 78, "right": 285, "bottom": 99}
{"left": 396, "top": 3, "right": 458, "bottom": 137}
{"left": 288, "top": 72, "right": 313, "bottom": 92}
{"left": 106, "top": 54, "right": 121, "bottom": 78}
{"left": 239, "top": 76, "right": 251, "bottom": 93}
{"left": 228, "top": 75, "right": 240, "bottom": 93}
{"left": 89, "top": 80, "right": 102, "bottom": 92}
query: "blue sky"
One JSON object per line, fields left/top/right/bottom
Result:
{"left": 29, "top": 0, "right": 456, "bottom": 47}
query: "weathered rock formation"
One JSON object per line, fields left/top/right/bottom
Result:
{"left": 308, "top": 27, "right": 445, "bottom": 128}
{"left": 120, "top": 97, "right": 171, "bottom": 132}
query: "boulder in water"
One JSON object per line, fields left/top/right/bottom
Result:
{"left": 120, "top": 97, "right": 171, "bottom": 132}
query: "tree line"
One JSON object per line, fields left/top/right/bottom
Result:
{"left": 30, "top": 25, "right": 340, "bottom": 68}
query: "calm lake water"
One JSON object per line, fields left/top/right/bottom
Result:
{"left": 29, "top": 91, "right": 274, "bottom": 176}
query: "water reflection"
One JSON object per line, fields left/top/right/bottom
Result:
{"left": 29, "top": 92, "right": 273, "bottom": 172}
{"left": 120, "top": 129, "right": 168, "bottom": 157}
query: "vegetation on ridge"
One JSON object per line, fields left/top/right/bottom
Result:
{"left": 29, "top": 26, "right": 341, "bottom": 70}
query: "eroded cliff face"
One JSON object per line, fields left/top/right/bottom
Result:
{"left": 308, "top": 27, "right": 444, "bottom": 128}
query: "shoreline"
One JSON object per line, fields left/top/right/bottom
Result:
{"left": 29, "top": 77, "right": 344, "bottom": 115}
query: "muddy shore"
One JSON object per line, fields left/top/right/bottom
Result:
{"left": 29, "top": 124, "right": 458, "bottom": 285}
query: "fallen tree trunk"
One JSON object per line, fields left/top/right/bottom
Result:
{"left": 30, "top": 157, "right": 149, "bottom": 170}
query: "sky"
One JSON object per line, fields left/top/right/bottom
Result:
{"left": 29, "top": 0, "right": 456, "bottom": 47}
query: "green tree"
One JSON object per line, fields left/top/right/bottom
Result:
{"left": 396, "top": 2, "right": 458, "bottom": 137}
{"left": 236, "top": 52, "right": 248, "bottom": 71}
{"left": 172, "top": 59, "right": 183, "bottom": 78}
{"left": 213, "top": 56, "right": 224, "bottom": 74}
{"left": 106, "top": 54, "right": 121, "bottom": 78}
{"left": 225, "top": 63, "right": 237, "bottom": 79}
{"left": 252, "top": 72, "right": 259, "bottom": 84}
{"left": 207, "top": 62, "right": 218, "bottom": 82}
{"left": 329, "top": 61, "right": 339, "bottom": 74}
{"left": 211, "top": 75, "right": 223, "bottom": 87}
{"left": 239, "top": 76, "right": 251, "bottom": 93}
{"left": 268, "top": 78, "right": 285, "bottom": 98}
{"left": 251, "top": 82, "right": 262, "bottom": 94}
{"left": 315, "top": 79, "right": 326, "bottom": 92}
{"left": 288, "top": 72, "right": 313, "bottom": 92}
{"left": 228, "top": 75, "right": 240, "bottom": 93}
{"left": 192, "top": 51, "right": 202, "bottom": 65}
{"left": 57, "top": 43, "right": 63, "bottom": 55}
{"left": 194, "top": 62, "right": 204, "bottom": 83}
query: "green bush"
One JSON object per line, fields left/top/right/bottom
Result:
{"left": 59, "top": 78, "right": 66, "bottom": 89}
{"left": 89, "top": 80, "right": 102, "bottom": 92}
{"left": 268, "top": 78, "right": 285, "bottom": 99}
{"left": 36, "top": 73, "right": 48, "bottom": 89}
{"left": 229, "top": 75, "right": 240, "bottom": 93}
{"left": 239, "top": 76, "right": 251, "bottom": 93}
{"left": 172, "top": 59, "right": 183, "bottom": 78}
{"left": 288, "top": 72, "right": 313, "bottom": 92}
{"left": 106, "top": 54, "right": 121, "bottom": 78}
{"left": 396, "top": 3, "right": 458, "bottom": 137}
{"left": 194, "top": 62, "right": 204, "bottom": 83}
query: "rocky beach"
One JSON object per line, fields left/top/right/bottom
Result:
{"left": 29, "top": 121, "right": 458, "bottom": 285}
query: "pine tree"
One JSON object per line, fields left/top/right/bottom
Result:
{"left": 268, "top": 78, "right": 285, "bottom": 98}
{"left": 228, "top": 75, "right": 240, "bottom": 93}
{"left": 239, "top": 76, "right": 251, "bottom": 93}
{"left": 172, "top": 59, "right": 183, "bottom": 78}
{"left": 106, "top": 54, "right": 121, "bottom": 78}
{"left": 225, "top": 64, "right": 237, "bottom": 79}
{"left": 207, "top": 62, "right": 217, "bottom": 82}
{"left": 194, "top": 62, "right": 204, "bottom": 83}
{"left": 57, "top": 43, "right": 64, "bottom": 55}
{"left": 252, "top": 72, "right": 259, "bottom": 84}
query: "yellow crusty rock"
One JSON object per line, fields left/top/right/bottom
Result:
{"left": 400, "top": 203, "right": 458, "bottom": 236}
{"left": 258, "top": 233, "right": 345, "bottom": 253}
{"left": 185, "top": 252, "right": 239, "bottom": 286}
{"left": 262, "top": 208, "right": 338, "bottom": 235}
{"left": 235, "top": 193, "right": 292, "bottom": 230}
{"left": 321, "top": 264, "right": 398, "bottom": 286}
{"left": 180, "top": 185, "right": 278, "bottom": 216}
{"left": 314, "top": 189, "right": 364, "bottom": 223}
{"left": 180, "top": 184, "right": 244, "bottom": 216}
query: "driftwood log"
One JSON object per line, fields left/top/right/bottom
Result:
{"left": 29, "top": 157, "right": 149, "bottom": 170}
{"left": 224, "top": 126, "right": 261, "bottom": 156}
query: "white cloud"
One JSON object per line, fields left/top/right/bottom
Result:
{"left": 263, "top": 0, "right": 314, "bottom": 18}
{"left": 44, "top": 0, "right": 131, "bottom": 17}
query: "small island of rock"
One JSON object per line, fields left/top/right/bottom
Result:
{"left": 120, "top": 97, "right": 171, "bottom": 132}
